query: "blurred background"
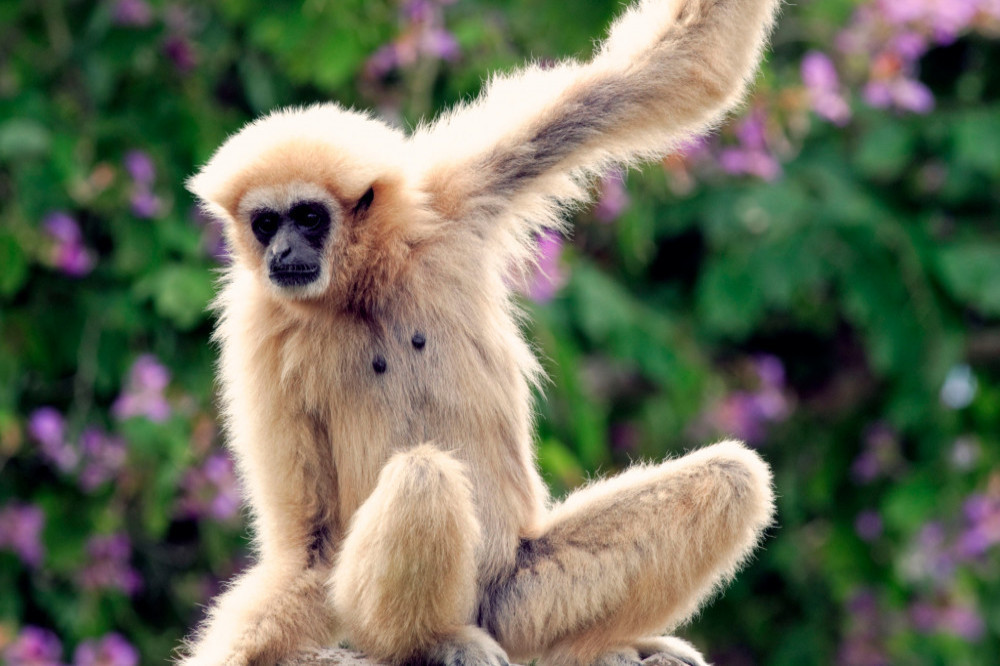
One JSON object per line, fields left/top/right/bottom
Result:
{"left": 1, "top": 0, "right": 999, "bottom": 664}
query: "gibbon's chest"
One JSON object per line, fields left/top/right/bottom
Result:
{"left": 280, "top": 295, "right": 526, "bottom": 452}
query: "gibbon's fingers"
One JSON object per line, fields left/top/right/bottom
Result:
{"left": 478, "top": 441, "right": 775, "bottom": 666}
{"left": 330, "top": 444, "right": 486, "bottom": 664}
{"left": 176, "top": 563, "right": 337, "bottom": 666}
{"left": 413, "top": 0, "right": 781, "bottom": 229}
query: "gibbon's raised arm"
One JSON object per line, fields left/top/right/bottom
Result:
{"left": 412, "top": 0, "right": 780, "bottom": 236}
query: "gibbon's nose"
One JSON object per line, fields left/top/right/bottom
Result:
{"left": 270, "top": 228, "right": 294, "bottom": 262}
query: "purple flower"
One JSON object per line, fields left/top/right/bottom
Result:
{"left": 855, "top": 510, "right": 883, "bottom": 542}
{"left": 0, "top": 503, "right": 45, "bottom": 567}
{"left": 593, "top": 172, "right": 630, "bottom": 223}
{"left": 163, "top": 35, "right": 197, "bottom": 72}
{"left": 129, "top": 189, "right": 162, "bottom": 219}
{"left": 366, "top": 44, "right": 400, "bottom": 78}
{"left": 112, "top": 0, "right": 153, "bottom": 27}
{"left": 77, "top": 428, "right": 127, "bottom": 491}
{"left": 526, "top": 230, "right": 567, "bottom": 303}
{"left": 801, "top": 51, "right": 851, "bottom": 125}
{"left": 3, "top": 626, "right": 63, "bottom": 666}
{"left": 27, "top": 407, "right": 79, "bottom": 473}
{"left": 178, "top": 452, "right": 242, "bottom": 522}
{"left": 112, "top": 355, "right": 171, "bottom": 422}
{"left": 954, "top": 492, "right": 1000, "bottom": 560}
{"left": 903, "top": 521, "right": 956, "bottom": 582}
{"left": 73, "top": 633, "right": 139, "bottom": 666}
{"left": 700, "top": 355, "right": 791, "bottom": 445}
{"left": 837, "top": 589, "right": 889, "bottom": 666}
{"left": 718, "top": 111, "right": 782, "bottom": 180}
{"left": 365, "top": 0, "right": 461, "bottom": 79}
{"left": 123, "top": 150, "right": 155, "bottom": 185}
{"left": 420, "top": 28, "right": 460, "bottom": 61}
{"left": 42, "top": 213, "right": 94, "bottom": 277}
{"left": 910, "top": 599, "right": 985, "bottom": 641}
{"left": 77, "top": 534, "right": 142, "bottom": 596}
{"left": 850, "top": 423, "right": 901, "bottom": 484}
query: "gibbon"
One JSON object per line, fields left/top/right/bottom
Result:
{"left": 180, "top": 1, "right": 781, "bottom": 665}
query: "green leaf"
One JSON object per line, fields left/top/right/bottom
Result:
{"left": 0, "top": 118, "right": 51, "bottom": 160}
{"left": 855, "top": 119, "right": 915, "bottom": 180}
{"left": 0, "top": 233, "right": 28, "bottom": 296}
{"left": 951, "top": 107, "right": 1000, "bottom": 175}
{"left": 935, "top": 243, "right": 1000, "bottom": 316}
{"left": 135, "top": 265, "right": 214, "bottom": 329}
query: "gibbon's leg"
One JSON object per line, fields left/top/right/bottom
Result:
{"left": 178, "top": 562, "right": 336, "bottom": 666}
{"left": 330, "top": 445, "right": 508, "bottom": 666}
{"left": 478, "top": 441, "right": 775, "bottom": 666}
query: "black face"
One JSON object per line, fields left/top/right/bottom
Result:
{"left": 250, "top": 201, "right": 332, "bottom": 288}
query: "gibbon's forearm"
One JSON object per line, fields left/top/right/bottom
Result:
{"left": 414, "top": 0, "right": 780, "bottom": 225}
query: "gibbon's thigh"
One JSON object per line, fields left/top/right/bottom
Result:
{"left": 479, "top": 441, "right": 774, "bottom": 666}
{"left": 330, "top": 444, "right": 485, "bottom": 663}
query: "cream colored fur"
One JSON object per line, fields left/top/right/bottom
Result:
{"left": 179, "top": 1, "right": 782, "bottom": 665}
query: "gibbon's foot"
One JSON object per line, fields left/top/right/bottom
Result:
{"left": 634, "top": 637, "right": 708, "bottom": 666}
{"left": 416, "top": 627, "right": 510, "bottom": 666}
{"left": 590, "top": 648, "right": 642, "bottom": 666}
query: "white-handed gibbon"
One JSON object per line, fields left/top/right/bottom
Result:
{"left": 180, "top": 1, "right": 781, "bottom": 665}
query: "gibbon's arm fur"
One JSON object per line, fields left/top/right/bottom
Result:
{"left": 412, "top": 0, "right": 779, "bottom": 257}
{"left": 180, "top": 1, "right": 781, "bottom": 666}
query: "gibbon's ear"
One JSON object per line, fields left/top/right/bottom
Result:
{"left": 353, "top": 185, "right": 375, "bottom": 219}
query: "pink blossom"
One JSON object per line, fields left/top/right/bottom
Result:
{"left": 910, "top": 599, "right": 985, "bottom": 641}
{"left": 77, "top": 428, "right": 127, "bottom": 491}
{"left": 718, "top": 111, "right": 782, "bottom": 181}
{"left": 801, "top": 51, "right": 851, "bottom": 125}
{"left": 0, "top": 503, "right": 45, "bottom": 567}
{"left": 129, "top": 189, "right": 162, "bottom": 218}
{"left": 73, "top": 633, "right": 139, "bottom": 666}
{"left": 163, "top": 35, "right": 197, "bottom": 72}
{"left": 112, "top": 355, "right": 171, "bottom": 422}
{"left": 3, "top": 626, "right": 63, "bottom": 666}
{"left": 850, "top": 423, "right": 902, "bottom": 484}
{"left": 593, "top": 172, "right": 630, "bottom": 223}
{"left": 27, "top": 407, "right": 79, "bottom": 473}
{"left": 365, "top": 0, "right": 461, "bottom": 79}
{"left": 42, "top": 213, "right": 94, "bottom": 277}
{"left": 701, "top": 355, "right": 791, "bottom": 444}
{"left": 112, "top": 0, "right": 153, "bottom": 28}
{"left": 526, "top": 230, "right": 567, "bottom": 303}
{"left": 178, "top": 452, "right": 242, "bottom": 522}
{"left": 77, "top": 534, "right": 142, "bottom": 596}
{"left": 855, "top": 510, "right": 884, "bottom": 542}
{"left": 123, "top": 150, "right": 155, "bottom": 185}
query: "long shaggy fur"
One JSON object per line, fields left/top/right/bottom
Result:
{"left": 179, "top": 2, "right": 782, "bottom": 665}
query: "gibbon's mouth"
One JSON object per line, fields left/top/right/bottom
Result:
{"left": 269, "top": 265, "right": 321, "bottom": 287}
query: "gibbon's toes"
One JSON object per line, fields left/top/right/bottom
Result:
{"left": 422, "top": 626, "right": 511, "bottom": 666}
{"left": 590, "top": 648, "right": 641, "bottom": 666}
{"left": 634, "top": 637, "right": 709, "bottom": 666}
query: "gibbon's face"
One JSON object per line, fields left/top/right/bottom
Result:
{"left": 236, "top": 181, "right": 350, "bottom": 299}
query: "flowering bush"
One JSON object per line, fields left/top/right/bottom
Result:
{"left": 1, "top": 0, "right": 998, "bottom": 663}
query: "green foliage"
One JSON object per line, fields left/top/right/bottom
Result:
{"left": 1, "top": 1, "right": 999, "bottom": 665}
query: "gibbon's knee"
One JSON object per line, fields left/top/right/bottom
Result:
{"left": 481, "top": 441, "right": 774, "bottom": 663}
{"left": 331, "top": 444, "right": 482, "bottom": 662}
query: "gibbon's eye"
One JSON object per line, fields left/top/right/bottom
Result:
{"left": 251, "top": 210, "right": 281, "bottom": 242}
{"left": 289, "top": 202, "right": 330, "bottom": 231}
{"left": 354, "top": 186, "right": 375, "bottom": 216}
